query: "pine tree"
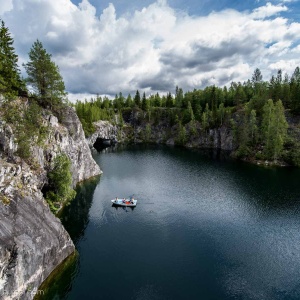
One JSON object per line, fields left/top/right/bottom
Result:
{"left": 166, "top": 92, "right": 173, "bottom": 108}
{"left": 269, "top": 70, "right": 282, "bottom": 102}
{"left": 0, "top": 19, "right": 24, "bottom": 98}
{"left": 187, "top": 101, "right": 194, "bottom": 121}
{"left": 177, "top": 121, "right": 187, "bottom": 145}
{"left": 154, "top": 92, "right": 161, "bottom": 107}
{"left": 233, "top": 82, "right": 247, "bottom": 106}
{"left": 282, "top": 73, "right": 291, "bottom": 108}
{"left": 175, "top": 86, "right": 183, "bottom": 108}
{"left": 273, "top": 100, "right": 288, "bottom": 160}
{"left": 252, "top": 68, "right": 263, "bottom": 83}
{"left": 261, "top": 99, "right": 288, "bottom": 160}
{"left": 202, "top": 111, "right": 209, "bottom": 133}
{"left": 218, "top": 103, "right": 225, "bottom": 125}
{"left": 134, "top": 90, "right": 141, "bottom": 108}
{"left": 261, "top": 99, "right": 275, "bottom": 156}
{"left": 125, "top": 94, "right": 133, "bottom": 107}
{"left": 24, "top": 40, "right": 66, "bottom": 109}
{"left": 142, "top": 92, "right": 150, "bottom": 111}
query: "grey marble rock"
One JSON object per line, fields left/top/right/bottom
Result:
{"left": 0, "top": 103, "right": 101, "bottom": 300}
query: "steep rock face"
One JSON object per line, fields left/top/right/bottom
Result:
{"left": 184, "top": 126, "right": 234, "bottom": 151}
{"left": 89, "top": 119, "right": 234, "bottom": 152}
{"left": 0, "top": 121, "right": 17, "bottom": 158}
{"left": 87, "top": 120, "right": 126, "bottom": 148}
{"left": 0, "top": 161, "right": 74, "bottom": 300}
{"left": 0, "top": 104, "right": 101, "bottom": 300}
{"left": 31, "top": 107, "right": 102, "bottom": 185}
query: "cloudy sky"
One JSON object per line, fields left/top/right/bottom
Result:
{"left": 1, "top": 0, "right": 300, "bottom": 101}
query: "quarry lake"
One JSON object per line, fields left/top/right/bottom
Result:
{"left": 51, "top": 145, "right": 300, "bottom": 300}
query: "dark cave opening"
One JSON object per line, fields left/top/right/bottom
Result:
{"left": 93, "top": 138, "right": 114, "bottom": 151}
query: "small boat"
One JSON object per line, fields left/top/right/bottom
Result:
{"left": 111, "top": 198, "right": 137, "bottom": 207}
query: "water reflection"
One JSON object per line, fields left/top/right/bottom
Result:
{"left": 111, "top": 204, "right": 136, "bottom": 212}
{"left": 53, "top": 145, "right": 300, "bottom": 300}
{"left": 60, "top": 176, "right": 100, "bottom": 244}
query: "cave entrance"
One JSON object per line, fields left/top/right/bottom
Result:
{"left": 93, "top": 138, "right": 113, "bottom": 151}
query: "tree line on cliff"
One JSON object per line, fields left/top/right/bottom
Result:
{"left": 74, "top": 68, "right": 300, "bottom": 165}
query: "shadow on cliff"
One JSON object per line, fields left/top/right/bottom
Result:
{"left": 34, "top": 177, "right": 100, "bottom": 300}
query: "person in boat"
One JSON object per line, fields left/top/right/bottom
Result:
{"left": 122, "top": 198, "right": 125, "bottom": 203}
{"left": 115, "top": 197, "right": 118, "bottom": 202}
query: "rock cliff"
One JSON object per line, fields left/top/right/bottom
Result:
{"left": 87, "top": 120, "right": 120, "bottom": 147}
{"left": 33, "top": 106, "right": 102, "bottom": 185}
{"left": 88, "top": 118, "right": 234, "bottom": 152}
{"left": 0, "top": 101, "right": 101, "bottom": 300}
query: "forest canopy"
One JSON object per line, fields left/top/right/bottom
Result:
{"left": 75, "top": 67, "right": 300, "bottom": 165}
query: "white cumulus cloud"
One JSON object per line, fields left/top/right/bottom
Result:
{"left": 1, "top": 0, "right": 300, "bottom": 101}
{"left": 251, "top": 2, "right": 287, "bottom": 19}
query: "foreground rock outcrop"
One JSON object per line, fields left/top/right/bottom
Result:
{"left": 0, "top": 100, "right": 101, "bottom": 300}
{"left": 0, "top": 167, "right": 74, "bottom": 299}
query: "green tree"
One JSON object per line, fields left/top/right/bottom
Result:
{"left": 231, "top": 111, "right": 251, "bottom": 158}
{"left": 262, "top": 99, "right": 275, "bottom": 155}
{"left": 46, "top": 153, "right": 76, "bottom": 212}
{"left": 24, "top": 40, "right": 66, "bottom": 109}
{"left": 201, "top": 103, "right": 211, "bottom": 133}
{"left": 142, "top": 92, "right": 150, "bottom": 111}
{"left": 153, "top": 92, "right": 161, "bottom": 107}
{"left": 183, "top": 101, "right": 195, "bottom": 124}
{"left": 290, "top": 67, "right": 300, "bottom": 113}
{"left": 134, "top": 90, "right": 141, "bottom": 107}
{"left": 0, "top": 19, "right": 24, "bottom": 98}
{"left": 282, "top": 73, "right": 291, "bottom": 108}
{"left": 272, "top": 100, "right": 288, "bottom": 160}
{"left": 166, "top": 92, "right": 174, "bottom": 107}
{"left": 177, "top": 121, "right": 187, "bottom": 145}
{"left": 187, "top": 101, "right": 194, "bottom": 121}
{"left": 175, "top": 86, "right": 183, "bottom": 108}
{"left": 252, "top": 68, "right": 263, "bottom": 84}
{"left": 249, "top": 109, "right": 258, "bottom": 144}
{"left": 144, "top": 123, "right": 151, "bottom": 142}
{"left": 233, "top": 82, "right": 247, "bottom": 106}
{"left": 261, "top": 99, "right": 288, "bottom": 160}
{"left": 218, "top": 103, "right": 225, "bottom": 125}
{"left": 118, "top": 110, "right": 124, "bottom": 127}
{"left": 125, "top": 94, "right": 133, "bottom": 107}
{"left": 251, "top": 68, "right": 263, "bottom": 96}
{"left": 269, "top": 70, "right": 282, "bottom": 102}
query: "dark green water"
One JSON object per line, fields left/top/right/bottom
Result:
{"left": 56, "top": 145, "right": 300, "bottom": 300}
